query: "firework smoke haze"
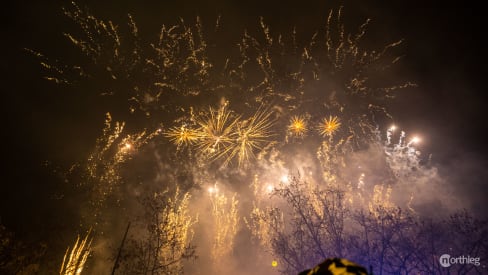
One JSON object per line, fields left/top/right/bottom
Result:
{"left": 2, "top": 1, "right": 487, "bottom": 274}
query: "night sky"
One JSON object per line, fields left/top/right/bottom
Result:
{"left": 2, "top": 0, "right": 488, "bottom": 272}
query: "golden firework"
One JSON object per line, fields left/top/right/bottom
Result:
{"left": 231, "top": 108, "right": 274, "bottom": 167}
{"left": 164, "top": 125, "right": 200, "bottom": 147}
{"left": 210, "top": 192, "right": 239, "bottom": 260}
{"left": 319, "top": 116, "right": 341, "bottom": 137}
{"left": 196, "top": 104, "right": 240, "bottom": 161}
{"left": 288, "top": 115, "right": 308, "bottom": 137}
{"left": 60, "top": 229, "right": 92, "bottom": 275}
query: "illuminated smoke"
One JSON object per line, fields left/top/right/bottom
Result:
{"left": 27, "top": 2, "right": 459, "bottom": 274}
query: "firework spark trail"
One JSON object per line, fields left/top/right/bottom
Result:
{"left": 208, "top": 189, "right": 239, "bottom": 262}
{"left": 383, "top": 126, "right": 424, "bottom": 180}
{"left": 230, "top": 8, "right": 415, "bottom": 150}
{"left": 60, "top": 229, "right": 93, "bottom": 275}
{"left": 245, "top": 203, "right": 284, "bottom": 250}
{"left": 32, "top": 1, "right": 216, "bottom": 120}
{"left": 86, "top": 113, "right": 159, "bottom": 186}
{"left": 316, "top": 136, "right": 353, "bottom": 187}
{"left": 369, "top": 185, "right": 394, "bottom": 215}
{"left": 31, "top": 3, "right": 414, "bottom": 150}
{"left": 79, "top": 112, "right": 162, "bottom": 224}
{"left": 158, "top": 188, "right": 198, "bottom": 271}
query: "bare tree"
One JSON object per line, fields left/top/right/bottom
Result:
{"left": 248, "top": 175, "right": 488, "bottom": 275}
{"left": 116, "top": 188, "right": 197, "bottom": 275}
{"left": 351, "top": 207, "right": 417, "bottom": 275}
{"left": 0, "top": 224, "right": 47, "bottom": 275}
{"left": 248, "top": 176, "right": 349, "bottom": 274}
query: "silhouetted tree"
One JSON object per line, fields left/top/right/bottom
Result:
{"left": 116, "top": 188, "right": 197, "bottom": 275}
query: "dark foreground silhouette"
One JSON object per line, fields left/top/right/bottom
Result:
{"left": 299, "top": 258, "right": 369, "bottom": 275}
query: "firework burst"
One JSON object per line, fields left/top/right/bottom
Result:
{"left": 318, "top": 116, "right": 341, "bottom": 137}
{"left": 287, "top": 115, "right": 308, "bottom": 138}
{"left": 164, "top": 125, "right": 200, "bottom": 148}
{"left": 195, "top": 103, "right": 240, "bottom": 163}
{"left": 231, "top": 108, "right": 274, "bottom": 167}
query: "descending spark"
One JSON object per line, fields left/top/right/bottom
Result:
{"left": 210, "top": 192, "right": 239, "bottom": 261}
{"left": 159, "top": 188, "right": 198, "bottom": 271}
{"left": 318, "top": 116, "right": 341, "bottom": 137}
{"left": 357, "top": 173, "right": 365, "bottom": 189}
{"left": 384, "top": 127, "right": 424, "bottom": 180}
{"left": 82, "top": 112, "right": 161, "bottom": 217}
{"left": 386, "top": 125, "right": 396, "bottom": 145}
{"left": 60, "top": 229, "right": 93, "bottom": 275}
{"left": 164, "top": 125, "right": 200, "bottom": 147}
{"left": 369, "top": 185, "right": 394, "bottom": 214}
{"left": 288, "top": 115, "right": 308, "bottom": 137}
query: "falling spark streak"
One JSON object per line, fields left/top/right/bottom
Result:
{"left": 386, "top": 124, "right": 396, "bottom": 145}
{"left": 60, "top": 229, "right": 93, "bottom": 275}
{"left": 357, "top": 173, "right": 365, "bottom": 189}
{"left": 210, "top": 192, "right": 239, "bottom": 261}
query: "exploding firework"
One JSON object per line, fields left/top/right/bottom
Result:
{"left": 164, "top": 103, "right": 274, "bottom": 167}
{"left": 287, "top": 115, "right": 308, "bottom": 138}
{"left": 195, "top": 103, "right": 240, "bottom": 163}
{"left": 318, "top": 116, "right": 341, "bottom": 137}
{"left": 231, "top": 108, "right": 274, "bottom": 167}
{"left": 164, "top": 125, "right": 200, "bottom": 148}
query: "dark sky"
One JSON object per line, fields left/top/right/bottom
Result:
{"left": 2, "top": 0, "right": 487, "bottom": 235}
